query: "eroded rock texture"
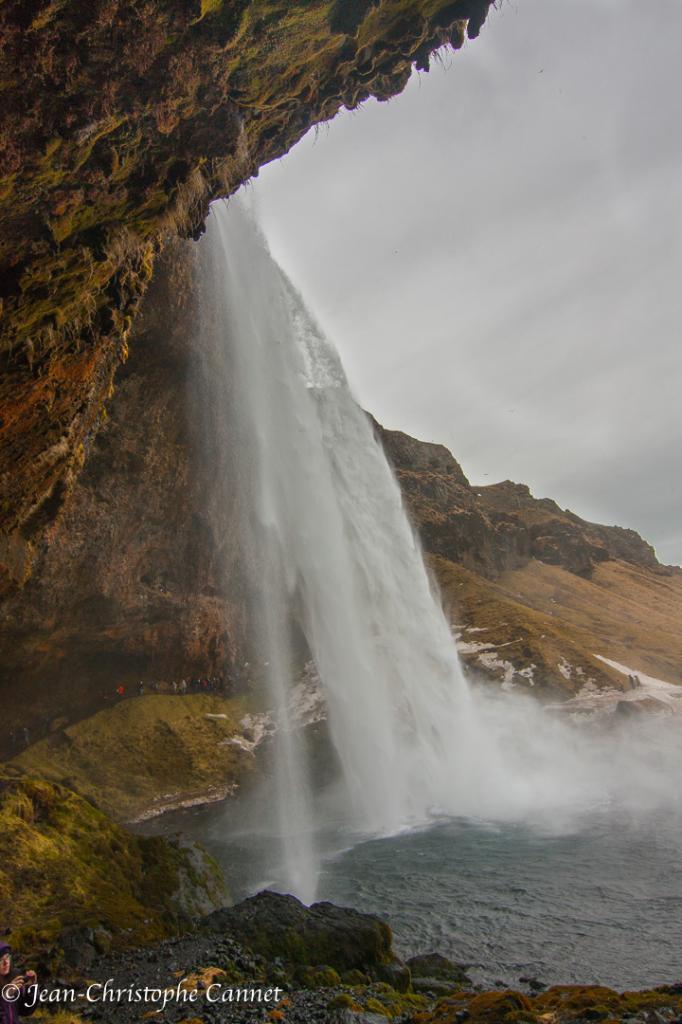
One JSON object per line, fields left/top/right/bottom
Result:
{"left": 0, "top": 0, "right": 494, "bottom": 583}
{"left": 0, "top": 241, "right": 250, "bottom": 745}
{"left": 378, "top": 423, "right": 662, "bottom": 581}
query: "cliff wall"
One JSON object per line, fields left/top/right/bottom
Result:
{"left": 378, "top": 423, "right": 662, "bottom": 581}
{"left": 0, "top": 0, "right": 493, "bottom": 588}
{"left": 0, "top": 241, "right": 251, "bottom": 748}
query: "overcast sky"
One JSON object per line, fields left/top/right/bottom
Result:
{"left": 246, "top": 0, "right": 682, "bottom": 566}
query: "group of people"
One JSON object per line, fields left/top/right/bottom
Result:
{"left": 3, "top": 667, "right": 248, "bottom": 759}
{"left": 113, "top": 672, "right": 234, "bottom": 700}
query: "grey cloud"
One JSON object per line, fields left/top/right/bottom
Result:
{"left": 248, "top": 0, "right": 682, "bottom": 563}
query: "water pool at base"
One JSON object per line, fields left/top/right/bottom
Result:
{"left": 142, "top": 803, "right": 682, "bottom": 990}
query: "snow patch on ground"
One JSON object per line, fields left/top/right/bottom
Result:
{"left": 476, "top": 651, "right": 517, "bottom": 690}
{"left": 129, "top": 783, "right": 238, "bottom": 823}
{"left": 457, "top": 639, "right": 497, "bottom": 655}
{"left": 548, "top": 656, "right": 682, "bottom": 718}
{"left": 595, "top": 656, "right": 682, "bottom": 708}
{"left": 456, "top": 631, "right": 540, "bottom": 690}
{"left": 517, "top": 664, "right": 536, "bottom": 687}
{"left": 225, "top": 663, "right": 328, "bottom": 755}
{"left": 287, "top": 661, "right": 328, "bottom": 728}
{"left": 223, "top": 712, "right": 275, "bottom": 754}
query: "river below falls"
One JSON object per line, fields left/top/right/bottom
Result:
{"left": 139, "top": 799, "right": 682, "bottom": 990}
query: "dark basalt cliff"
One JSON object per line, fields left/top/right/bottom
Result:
{"left": 0, "top": 0, "right": 493, "bottom": 590}
{"left": 378, "top": 423, "right": 662, "bottom": 581}
{"left": 1, "top": 0, "right": 679, "bottom": 740}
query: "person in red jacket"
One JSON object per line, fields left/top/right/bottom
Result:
{"left": 0, "top": 943, "right": 37, "bottom": 1024}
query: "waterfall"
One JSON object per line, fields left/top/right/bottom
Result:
{"left": 198, "top": 198, "right": 682, "bottom": 902}
{"left": 199, "top": 198, "right": 510, "bottom": 899}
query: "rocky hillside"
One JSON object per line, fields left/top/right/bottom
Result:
{"left": 0, "top": 0, "right": 494, "bottom": 589}
{"left": 379, "top": 424, "right": 682, "bottom": 701}
{"left": 378, "top": 424, "right": 662, "bottom": 580}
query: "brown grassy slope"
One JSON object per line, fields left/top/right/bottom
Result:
{"left": 431, "top": 557, "right": 626, "bottom": 695}
{"left": 430, "top": 555, "right": 682, "bottom": 698}
{"left": 498, "top": 559, "right": 682, "bottom": 685}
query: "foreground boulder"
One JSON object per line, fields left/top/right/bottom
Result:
{"left": 406, "top": 952, "right": 471, "bottom": 996}
{"left": 207, "top": 890, "right": 406, "bottom": 981}
{"left": 407, "top": 952, "right": 470, "bottom": 984}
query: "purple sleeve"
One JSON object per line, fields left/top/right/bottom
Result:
{"left": 1, "top": 995, "right": 17, "bottom": 1024}
{"left": 17, "top": 986, "right": 37, "bottom": 1019}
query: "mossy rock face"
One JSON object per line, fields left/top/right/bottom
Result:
{"left": 0, "top": 0, "right": 494, "bottom": 572}
{"left": 0, "top": 766, "right": 227, "bottom": 969}
{"left": 206, "top": 890, "right": 398, "bottom": 975}
{"left": 295, "top": 964, "right": 342, "bottom": 988}
{"left": 342, "top": 968, "right": 371, "bottom": 986}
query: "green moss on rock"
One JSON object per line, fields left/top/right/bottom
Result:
{"left": 295, "top": 965, "right": 341, "bottom": 988}
{"left": 0, "top": 766, "right": 227, "bottom": 968}
{"left": 416, "top": 984, "right": 682, "bottom": 1024}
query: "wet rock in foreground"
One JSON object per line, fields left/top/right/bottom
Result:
{"left": 206, "top": 890, "right": 405, "bottom": 979}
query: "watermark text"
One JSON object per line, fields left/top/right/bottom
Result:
{"left": 2, "top": 980, "right": 284, "bottom": 1011}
